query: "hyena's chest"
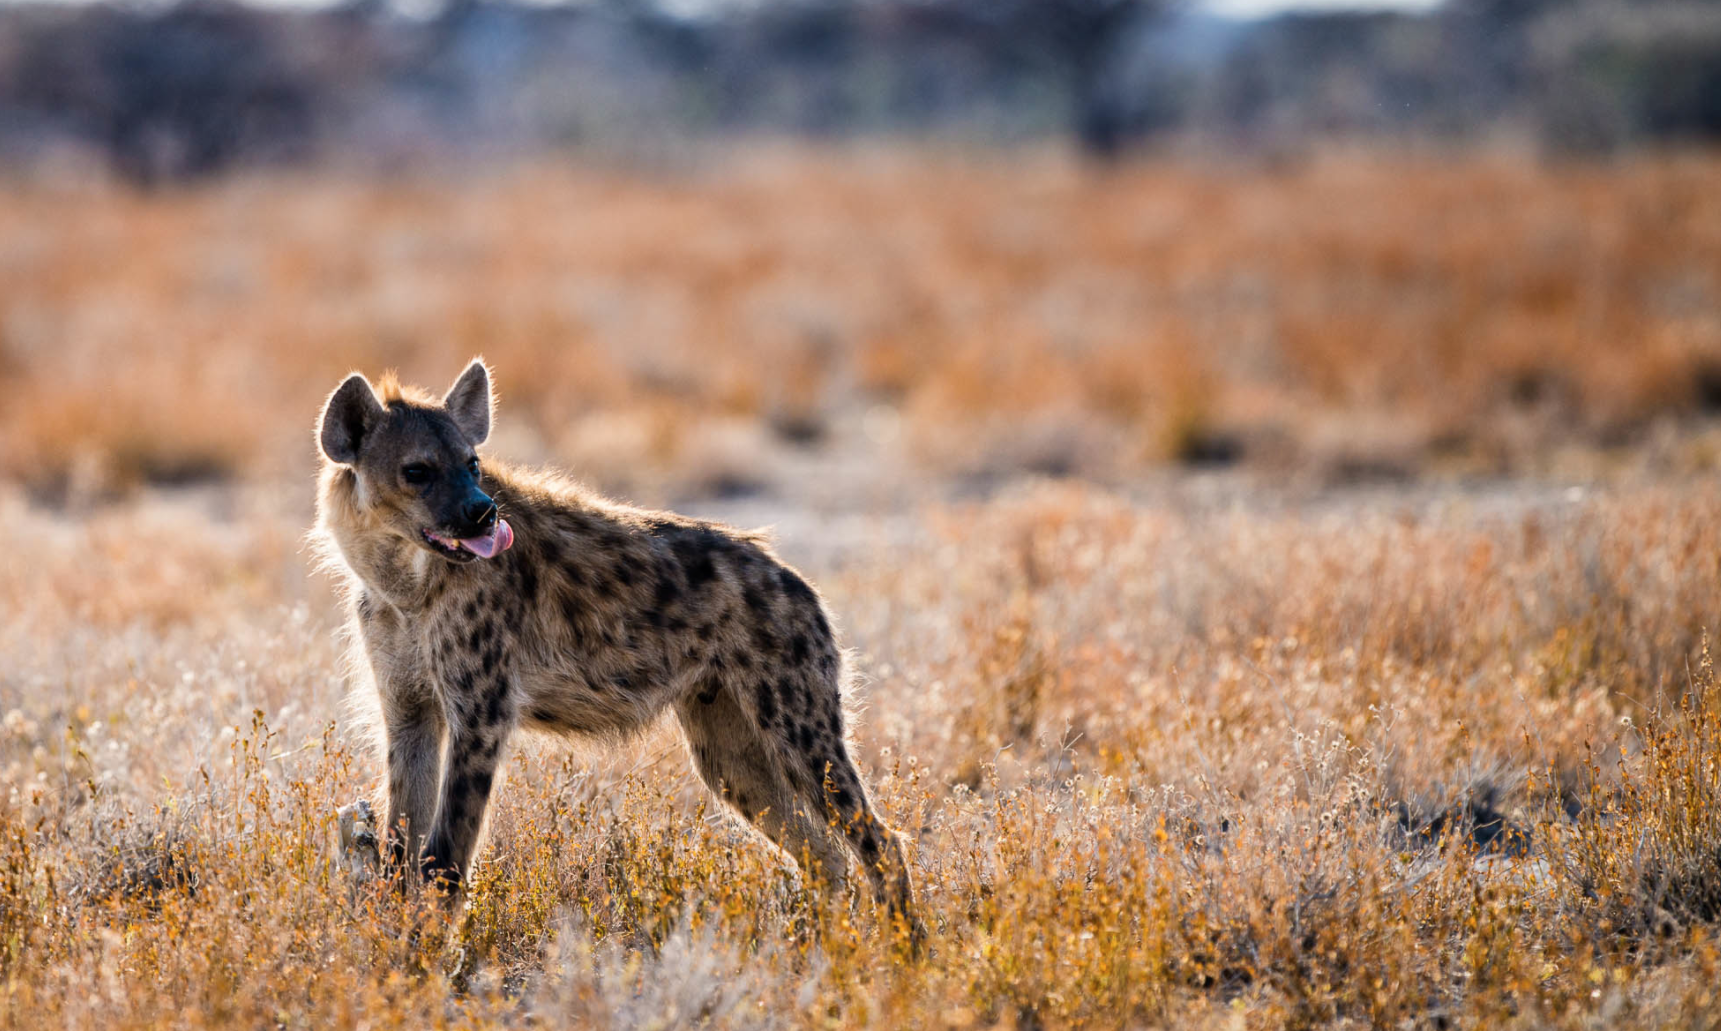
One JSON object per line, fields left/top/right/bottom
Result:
{"left": 417, "top": 594, "right": 517, "bottom": 710}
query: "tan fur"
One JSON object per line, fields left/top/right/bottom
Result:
{"left": 313, "top": 362, "right": 920, "bottom": 936}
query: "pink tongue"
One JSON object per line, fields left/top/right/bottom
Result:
{"left": 459, "top": 518, "right": 514, "bottom": 559}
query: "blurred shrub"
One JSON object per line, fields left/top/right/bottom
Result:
{"left": 2, "top": 0, "right": 1719, "bottom": 175}
{"left": 1531, "top": 2, "right": 1721, "bottom": 153}
{"left": 2, "top": 1, "right": 322, "bottom": 184}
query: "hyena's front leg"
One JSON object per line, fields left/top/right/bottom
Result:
{"left": 420, "top": 688, "right": 514, "bottom": 890}
{"left": 383, "top": 688, "right": 446, "bottom": 871}
{"left": 358, "top": 599, "right": 446, "bottom": 874}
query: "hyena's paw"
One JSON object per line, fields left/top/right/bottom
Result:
{"left": 335, "top": 799, "right": 382, "bottom": 883}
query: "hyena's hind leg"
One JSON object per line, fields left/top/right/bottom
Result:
{"left": 796, "top": 736, "right": 920, "bottom": 938}
{"left": 674, "top": 687, "right": 849, "bottom": 893}
{"left": 751, "top": 674, "right": 922, "bottom": 940}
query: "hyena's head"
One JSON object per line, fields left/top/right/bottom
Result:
{"left": 317, "top": 359, "right": 514, "bottom": 564}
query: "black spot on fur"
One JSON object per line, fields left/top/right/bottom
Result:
{"left": 530, "top": 705, "right": 559, "bottom": 724}
{"left": 452, "top": 669, "right": 477, "bottom": 698}
{"left": 654, "top": 576, "right": 682, "bottom": 609}
{"left": 742, "top": 584, "right": 771, "bottom": 616}
{"left": 779, "top": 568, "right": 817, "bottom": 605}
{"left": 515, "top": 560, "right": 539, "bottom": 604}
{"left": 757, "top": 681, "right": 778, "bottom": 725}
{"left": 752, "top": 625, "right": 779, "bottom": 653}
{"left": 673, "top": 532, "right": 721, "bottom": 590}
{"left": 452, "top": 766, "right": 495, "bottom": 802}
{"left": 789, "top": 634, "right": 810, "bottom": 664}
{"left": 616, "top": 564, "right": 635, "bottom": 588}
{"left": 696, "top": 681, "right": 721, "bottom": 705}
{"left": 829, "top": 784, "right": 855, "bottom": 811}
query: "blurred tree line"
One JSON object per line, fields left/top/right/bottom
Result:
{"left": 0, "top": 0, "right": 1717, "bottom": 183}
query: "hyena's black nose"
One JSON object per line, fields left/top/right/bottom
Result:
{"left": 462, "top": 495, "right": 497, "bottom": 529}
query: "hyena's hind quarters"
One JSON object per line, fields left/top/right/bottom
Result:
{"left": 675, "top": 688, "right": 926, "bottom": 950}
{"left": 675, "top": 691, "right": 852, "bottom": 887}
{"left": 335, "top": 799, "right": 383, "bottom": 884}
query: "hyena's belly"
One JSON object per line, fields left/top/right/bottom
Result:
{"left": 515, "top": 661, "right": 688, "bottom": 739}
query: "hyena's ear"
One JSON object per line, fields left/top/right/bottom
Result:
{"left": 443, "top": 358, "right": 493, "bottom": 445}
{"left": 319, "top": 374, "right": 385, "bottom": 465}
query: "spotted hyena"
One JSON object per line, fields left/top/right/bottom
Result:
{"left": 314, "top": 360, "right": 918, "bottom": 933}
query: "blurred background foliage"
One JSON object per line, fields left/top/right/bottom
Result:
{"left": 2, "top": 0, "right": 1720, "bottom": 185}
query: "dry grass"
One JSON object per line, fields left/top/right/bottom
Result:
{"left": 3, "top": 148, "right": 1721, "bottom": 1028}
{"left": 4, "top": 149, "right": 1721, "bottom": 502}
{"left": 3, "top": 476, "right": 1721, "bottom": 1028}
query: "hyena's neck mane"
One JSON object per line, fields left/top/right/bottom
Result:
{"left": 314, "top": 462, "right": 444, "bottom": 610}
{"left": 314, "top": 460, "right": 632, "bottom": 612}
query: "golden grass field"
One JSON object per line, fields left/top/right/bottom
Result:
{"left": 4, "top": 148, "right": 1721, "bottom": 1028}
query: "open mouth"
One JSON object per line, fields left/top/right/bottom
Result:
{"left": 421, "top": 519, "right": 514, "bottom": 562}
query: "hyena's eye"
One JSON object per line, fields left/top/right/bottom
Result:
{"left": 402, "top": 464, "right": 433, "bottom": 485}
{"left": 467, "top": 457, "right": 481, "bottom": 476}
